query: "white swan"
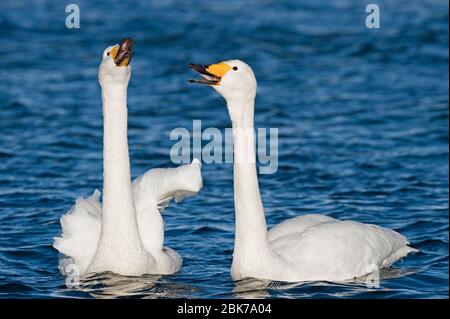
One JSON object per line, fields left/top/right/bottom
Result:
{"left": 189, "top": 60, "right": 417, "bottom": 283}
{"left": 53, "top": 38, "right": 202, "bottom": 277}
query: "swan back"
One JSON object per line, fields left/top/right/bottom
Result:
{"left": 269, "top": 217, "right": 416, "bottom": 281}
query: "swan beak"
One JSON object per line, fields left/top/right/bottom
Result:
{"left": 111, "top": 37, "right": 134, "bottom": 67}
{"left": 188, "top": 62, "right": 231, "bottom": 85}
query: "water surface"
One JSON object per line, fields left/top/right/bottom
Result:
{"left": 0, "top": 0, "right": 448, "bottom": 298}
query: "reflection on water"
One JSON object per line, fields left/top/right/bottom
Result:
{"left": 232, "top": 267, "right": 422, "bottom": 299}
{"left": 232, "top": 279, "right": 272, "bottom": 299}
{"left": 71, "top": 272, "right": 198, "bottom": 299}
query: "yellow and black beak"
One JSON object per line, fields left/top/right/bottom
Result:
{"left": 188, "top": 62, "right": 231, "bottom": 85}
{"left": 111, "top": 37, "right": 134, "bottom": 67}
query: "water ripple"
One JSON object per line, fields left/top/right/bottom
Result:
{"left": 0, "top": 0, "right": 448, "bottom": 298}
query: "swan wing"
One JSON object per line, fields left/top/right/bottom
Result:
{"left": 270, "top": 218, "right": 417, "bottom": 281}
{"left": 53, "top": 190, "right": 102, "bottom": 275}
{"left": 132, "top": 159, "right": 202, "bottom": 254}
{"left": 53, "top": 161, "right": 202, "bottom": 276}
{"left": 268, "top": 214, "right": 336, "bottom": 242}
{"left": 132, "top": 159, "right": 203, "bottom": 213}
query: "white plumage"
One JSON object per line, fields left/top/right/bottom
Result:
{"left": 54, "top": 161, "right": 202, "bottom": 276}
{"left": 189, "top": 59, "right": 417, "bottom": 283}
{"left": 54, "top": 40, "right": 202, "bottom": 277}
{"left": 267, "top": 214, "right": 417, "bottom": 282}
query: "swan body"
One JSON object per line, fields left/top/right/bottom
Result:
{"left": 54, "top": 39, "right": 202, "bottom": 276}
{"left": 54, "top": 161, "right": 202, "bottom": 276}
{"left": 189, "top": 60, "right": 417, "bottom": 282}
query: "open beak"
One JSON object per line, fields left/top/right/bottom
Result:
{"left": 111, "top": 37, "right": 134, "bottom": 67}
{"left": 188, "top": 64, "right": 221, "bottom": 85}
{"left": 188, "top": 62, "right": 231, "bottom": 85}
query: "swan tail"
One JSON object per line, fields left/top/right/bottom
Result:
{"left": 132, "top": 159, "right": 203, "bottom": 213}
{"left": 382, "top": 245, "right": 419, "bottom": 269}
{"left": 53, "top": 190, "right": 102, "bottom": 275}
{"left": 369, "top": 224, "right": 419, "bottom": 268}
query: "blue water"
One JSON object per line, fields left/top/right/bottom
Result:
{"left": 0, "top": 0, "right": 448, "bottom": 298}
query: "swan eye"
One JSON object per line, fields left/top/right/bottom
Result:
{"left": 233, "top": 66, "right": 238, "bottom": 71}
{"left": 107, "top": 52, "right": 110, "bottom": 56}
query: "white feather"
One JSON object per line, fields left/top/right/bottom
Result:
{"left": 53, "top": 160, "right": 202, "bottom": 276}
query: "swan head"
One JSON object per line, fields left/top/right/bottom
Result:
{"left": 189, "top": 60, "right": 257, "bottom": 103}
{"left": 98, "top": 37, "right": 134, "bottom": 87}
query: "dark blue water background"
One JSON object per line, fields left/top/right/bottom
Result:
{"left": 0, "top": 0, "right": 448, "bottom": 298}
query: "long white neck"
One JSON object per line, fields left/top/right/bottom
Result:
{"left": 227, "top": 98, "right": 271, "bottom": 261}
{"left": 100, "top": 83, "right": 142, "bottom": 251}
